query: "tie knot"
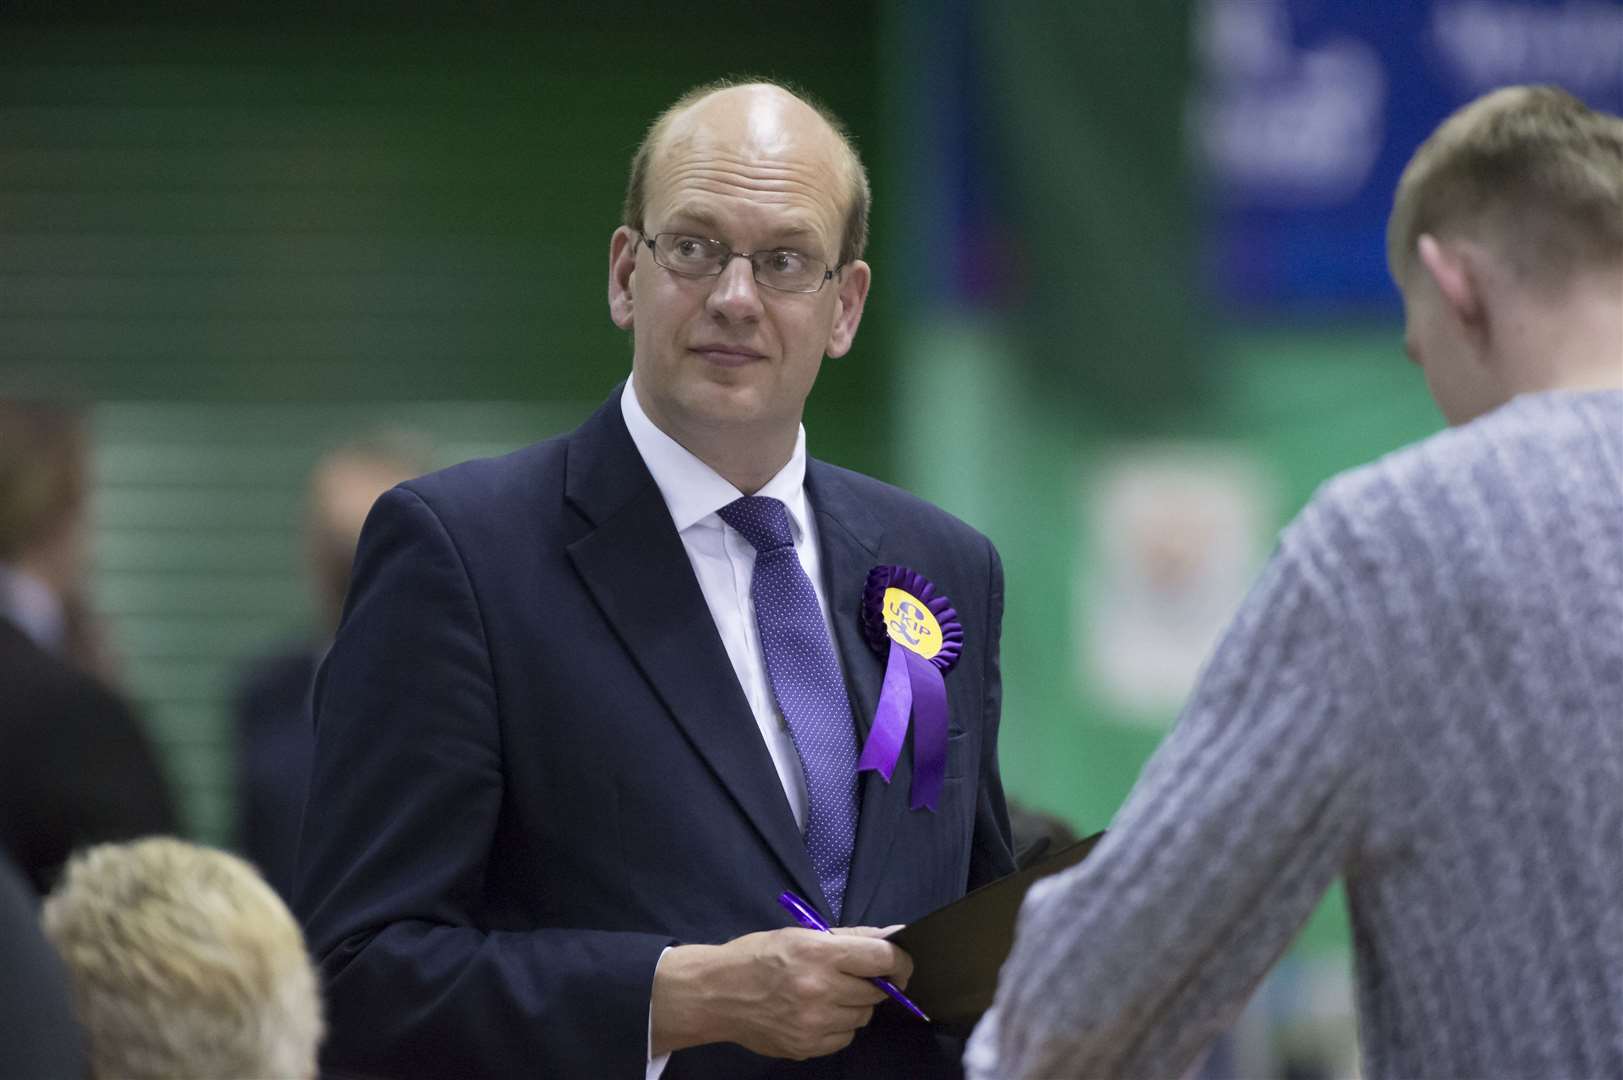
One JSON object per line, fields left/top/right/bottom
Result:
{"left": 718, "top": 496, "right": 795, "bottom": 553}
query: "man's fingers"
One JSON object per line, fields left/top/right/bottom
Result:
{"left": 727, "top": 928, "right": 923, "bottom": 1061}
{"left": 827, "top": 936, "right": 913, "bottom": 984}
{"left": 824, "top": 974, "right": 889, "bottom": 1007}
{"left": 793, "top": 1028, "right": 858, "bottom": 1061}
{"left": 831, "top": 924, "right": 905, "bottom": 939}
{"left": 831, "top": 1003, "right": 877, "bottom": 1030}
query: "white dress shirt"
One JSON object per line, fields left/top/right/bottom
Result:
{"left": 621, "top": 376, "right": 852, "bottom": 1076}
{"left": 621, "top": 375, "right": 851, "bottom": 831}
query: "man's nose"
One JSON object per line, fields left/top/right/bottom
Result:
{"left": 706, "top": 254, "right": 765, "bottom": 321}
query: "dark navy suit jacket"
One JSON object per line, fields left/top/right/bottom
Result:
{"left": 0, "top": 617, "right": 176, "bottom": 896}
{"left": 295, "top": 392, "right": 1015, "bottom": 1078}
{"left": 232, "top": 641, "right": 320, "bottom": 901}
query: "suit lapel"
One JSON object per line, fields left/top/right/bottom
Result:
{"left": 564, "top": 395, "right": 825, "bottom": 909}
{"left": 806, "top": 461, "right": 912, "bottom": 926}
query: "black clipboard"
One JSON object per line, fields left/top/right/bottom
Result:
{"left": 885, "top": 831, "right": 1104, "bottom": 1027}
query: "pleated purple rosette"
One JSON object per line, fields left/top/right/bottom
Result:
{"left": 856, "top": 565, "right": 963, "bottom": 811}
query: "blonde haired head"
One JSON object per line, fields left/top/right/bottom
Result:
{"left": 1387, "top": 85, "right": 1623, "bottom": 291}
{"left": 41, "top": 838, "right": 323, "bottom": 1080}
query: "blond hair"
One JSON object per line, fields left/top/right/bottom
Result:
{"left": 1387, "top": 85, "right": 1623, "bottom": 290}
{"left": 41, "top": 838, "right": 323, "bottom": 1080}
{"left": 621, "top": 77, "right": 872, "bottom": 267}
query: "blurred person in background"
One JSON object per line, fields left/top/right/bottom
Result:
{"left": 42, "top": 836, "right": 323, "bottom": 1080}
{"left": 233, "top": 434, "right": 429, "bottom": 901}
{"left": 0, "top": 851, "right": 84, "bottom": 1080}
{"left": 297, "top": 78, "right": 1014, "bottom": 1079}
{"left": 969, "top": 85, "right": 1623, "bottom": 1079}
{"left": 0, "top": 400, "right": 176, "bottom": 894}
{"left": 1003, "top": 797, "right": 1081, "bottom": 869}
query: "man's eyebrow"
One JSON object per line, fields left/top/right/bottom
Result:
{"left": 661, "top": 206, "right": 724, "bottom": 233}
{"left": 768, "top": 225, "right": 819, "bottom": 244}
{"left": 660, "top": 208, "right": 824, "bottom": 249}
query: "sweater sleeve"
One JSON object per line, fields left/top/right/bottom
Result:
{"left": 969, "top": 526, "right": 1373, "bottom": 1079}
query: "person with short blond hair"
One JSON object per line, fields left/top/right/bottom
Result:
{"left": 969, "top": 85, "right": 1623, "bottom": 1079}
{"left": 42, "top": 837, "right": 323, "bottom": 1080}
{"left": 1386, "top": 84, "right": 1623, "bottom": 296}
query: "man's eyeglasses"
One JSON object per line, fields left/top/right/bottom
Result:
{"left": 639, "top": 232, "right": 839, "bottom": 294}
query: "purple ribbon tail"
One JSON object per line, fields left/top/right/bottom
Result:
{"left": 902, "top": 648, "right": 948, "bottom": 812}
{"left": 857, "top": 639, "right": 912, "bottom": 781}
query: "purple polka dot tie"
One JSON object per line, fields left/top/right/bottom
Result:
{"left": 718, "top": 495, "right": 859, "bottom": 921}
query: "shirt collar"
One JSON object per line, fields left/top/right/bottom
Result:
{"left": 620, "top": 376, "right": 812, "bottom": 541}
{"left": 0, "top": 563, "right": 66, "bottom": 654}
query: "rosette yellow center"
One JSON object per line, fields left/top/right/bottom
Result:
{"left": 881, "top": 587, "right": 943, "bottom": 660}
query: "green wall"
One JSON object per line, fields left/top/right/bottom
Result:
{"left": 0, "top": 7, "right": 895, "bottom": 844}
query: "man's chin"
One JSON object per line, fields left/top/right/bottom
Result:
{"left": 680, "top": 382, "right": 772, "bottom": 426}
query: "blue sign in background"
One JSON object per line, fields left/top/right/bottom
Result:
{"left": 1196, "top": 0, "right": 1623, "bottom": 315}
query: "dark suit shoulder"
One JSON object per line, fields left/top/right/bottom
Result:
{"left": 808, "top": 459, "right": 995, "bottom": 553}
{"left": 400, "top": 436, "right": 571, "bottom": 521}
{"left": 233, "top": 640, "right": 321, "bottom": 711}
{"left": 0, "top": 855, "right": 84, "bottom": 1074}
{"left": 0, "top": 620, "right": 135, "bottom": 732}
{"left": 0, "top": 621, "right": 177, "bottom": 893}
{"left": 356, "top": 437, "right": 582, "bottom": 578}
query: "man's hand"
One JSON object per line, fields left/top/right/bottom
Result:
{"left": 650, "top": 927, "right": 914, "bottom": 1060}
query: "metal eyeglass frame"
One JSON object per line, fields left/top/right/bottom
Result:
{"left": 638, "top": 231, "right": 842, "bottom": 294}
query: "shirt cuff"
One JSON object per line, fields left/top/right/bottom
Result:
{"left": 647, "top": 946, "right": 673, "bottom": 1080}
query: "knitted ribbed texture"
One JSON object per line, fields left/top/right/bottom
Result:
{"left": 970, "top": 389, "right": 1623, "bottom": 1079}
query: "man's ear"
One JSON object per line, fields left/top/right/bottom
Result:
{"left": 825, "top": 259, "right": 871, "bottom": 360}
{"left": 608, "top": 227, "right": 638, "bottom": 330}
{"left": 1416, "top": 234, "right": 1482, "bottom": 328}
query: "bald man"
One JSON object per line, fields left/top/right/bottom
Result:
{"left": 296, "top": 80, "right": 1015, "bottom": 1079}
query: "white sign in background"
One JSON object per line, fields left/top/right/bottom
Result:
{"left": 1079, "top": 445, "right": 1277, "bottom": 726}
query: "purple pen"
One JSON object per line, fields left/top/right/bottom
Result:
{"left": 776, "top": 890, "right": 932, "bottom": 1023}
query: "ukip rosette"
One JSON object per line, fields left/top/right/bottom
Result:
{"left": 857, "top": 565, "right": 963, "bottom": 811}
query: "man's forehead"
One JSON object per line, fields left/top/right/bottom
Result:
{"left": 667, "top": 84, "right": 827, "bottom": 144}
{"left": 654, "top": 85, "right": 843, "bottom": 181}
{"left": 661, "top": 201, "right": 821, "bottom": 238}
{"left": 644, "top": 86, "right": 849, "bottom": 244}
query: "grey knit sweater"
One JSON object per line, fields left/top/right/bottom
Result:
{"left": 968, "top": 389, "right": 1623, "bottom": 1079}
